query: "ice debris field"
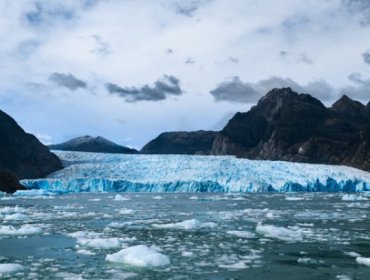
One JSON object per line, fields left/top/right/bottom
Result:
{"left": 0, "top": 192, "right": 370, "bottom": 279}
{"left": 21, "top": 151, "right": 370, "bottom": 193}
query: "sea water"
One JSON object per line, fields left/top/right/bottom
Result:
{"left": 0, "top": 192, "right": 369, "bottom": 279}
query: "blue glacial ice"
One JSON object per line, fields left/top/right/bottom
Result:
{"left": 21, "top": 151, "right": 370, "bottom": 193}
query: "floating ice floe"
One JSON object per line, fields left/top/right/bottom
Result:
{"left": 356, "top": 257, "right": 370, "bottom": 266}
{"left": 107, "top": 222, "right": 133, "bottom": 229}
{"left": 119, "top": 209, "right": 135, "bottom": 215}
{"left": 341, "top": 194, "right": 368, "bottom": 201}
{"left": 226, "top": 230, "right": 256, "bottom": 239}
{"left": 255, "top": 223, "right": 304, "bottom": 242}
{"left": 113, "top": 194, "right": 130, "bottom": 201}
{"left": 3, "top": 213, "right": 28, "bottom": 221}
{"left": 285, "top": 196, "right": 305, "bottom": 201}
{"left": 77, "top": 237, "right": 122, "bottom": 250}
{"left": 106, "top": 245, "right": 170, "bottom": 267}
{"left": 55, "top": 272, "right": 83, "bottom": 280}
{"left": 0, "top": 206, "right": 25, "bottom": 215}
{"left": 0, "top": 263, "right": 24, "bottom": 275}
{"left": 336, "top": 275, "right": 352, "bottom": 280}
{"left": 152, "top": 219, "right": 216, "bottom": 230}
{"left": 218, "top": 261, "right": 249, "bottom": 270}
{"left": 181, "top": 251, "right": 194, "bottom": 257}
{"left": 22, "top": 151, "right": 370, "bottom": 193}
{"left": 76, "top": 249, "right": 95, "bottom": 255}
{"left": 344, "top": 251, "right": 361, "bottom": 257}
{"left": 297, "top": 257, "right": 318, "bottom": 264}
{"left": 0, "top": 224, "right": 43, "bottom": 236}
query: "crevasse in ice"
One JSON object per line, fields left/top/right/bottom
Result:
{"left": 21, "top": 151, "right": 370, "bottom": 193}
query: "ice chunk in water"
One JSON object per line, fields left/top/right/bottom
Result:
{"left": 0, "top": 224, "right": 43, "bottom": 236}
{"left": 255, "top": 223, "right": 303, "bottom": 242}
{"left": 227, "top": 230, "right": 255, "bottom": 239}
{"left": 152, "top": 219, "right": 215, "bottom": 230}
{"left": 77, "top": 238, "right": 122, "bottom": 250}
{"left": 356, "top": 257, "right": 370, "bottom": 266}
{"left": 113, "top": 194, "right": 130, "bottom": 201}
{"left": 106, "top": 245, "right": 170, "bottom": 267}
{"left": 342, "top": 194, "right": 368, "bottom": 201}
{"left": 0, "top": 263, "right": 24, "bottom": 274}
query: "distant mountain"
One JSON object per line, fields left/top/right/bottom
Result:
{"left": 141, "top": 131, "right": 217, "bottom": 155}
{"left": 211, "top": 87, "right": 370, "bottom": 172}
{"left": 0, "top": 109, "right": 62, "bottom": 192}
{"left": 49, "top": 135, "right": 139, "bottom": 154}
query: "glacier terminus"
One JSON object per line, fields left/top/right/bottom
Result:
{"left": 22, "top": 151, "right": 370, "bottom": 193}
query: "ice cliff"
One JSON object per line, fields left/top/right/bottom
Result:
{"left": 22, "top": 151, "right": 370, "bottom": 193}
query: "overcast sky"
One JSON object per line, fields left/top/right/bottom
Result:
{"left": 0, "top": 0, "right": 370, "bottom": 149}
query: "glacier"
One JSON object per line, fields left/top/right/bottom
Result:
{"left": 21, "top": 151, "right": 370, "bottom": 193}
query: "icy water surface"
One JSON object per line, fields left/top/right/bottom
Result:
{"left": 0, "top": 192, "right": 370, "bottom": 279}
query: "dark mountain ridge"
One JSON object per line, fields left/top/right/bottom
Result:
{"left": 49, "top": 135, "right": 138, "bottom": 154}
{"left": 141, "top": 130, "right": 217, "bottom": 155}
{"left": 0, "top": 109, "right": 62, "bottom": 193}
{"left": 0, "top": 109, "right": 62, "bottom": 179}
{"left": 211, "top": 87, "right": 370, "bottom": 171}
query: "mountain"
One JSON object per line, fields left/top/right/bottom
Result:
{"left": 211, "top": 87, "right": 370, "bottom": 172}
{"left": 0, "top": 170, "right": 26, "bottom": 194}
{"left": 0, "top": 109, "right": 62, "bottom": 189}
{"left": 141, "top": 131, "right": 217, "bottom": 155}
{"left": 49, "top": 135, "right": 138, "bottom": 154}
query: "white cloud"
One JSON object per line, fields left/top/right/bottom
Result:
{"left": 0, "top": 0, "right": 369, "bottom": 147}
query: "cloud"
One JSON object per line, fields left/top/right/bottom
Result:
{"left": 341, "top": 72, "right": 370, "bottom": 99}
{"left": 174, "top": 0, "right": 206, "bottom": 17}
{"left": 279, "top": 51, "right": 314, "bottom": 64}
{"left": 210, "top": 77, "right": 260, "bottom": 103}
{"left": 105, "top": 75, "right": 184, "bottom": 102}
{"left": 281, "top": 15, "right": 310, "bottom": 31}
{"left": 90, "top": 35, "right": 111, "bottom": 56}
{"left": 49, "top": 73, "right": 87, "bottom": 91}
{"left": 348, "top": 72, "right": 366, "bottom": 84}
{"left": 14, "top": 40, "right": 41, "bottom": 60}
{"left": 228, "top": 56, "right": 239, "bottom": 64}
{"left": 185, "top": 57, "right": 195, "bottom": 64}
{"left": 342, "top": 0, "right": 370, "bottom": 25}
{"left": 210, "top": 76, "right": 338, "bottom": 103}
{"left": 363, "top": 51, "right": 370, "bottom": 64}
{"left": 1, "top": 0, "right": 370, "bottom": 149}
{"left": 23, "top": 1, "right": 98, "bottom": 28}
{"left": 298, "top": 54, "right": 313, "bottom": 64}
{"left": 24, "top": 2, "right": 75, "bottom": 26}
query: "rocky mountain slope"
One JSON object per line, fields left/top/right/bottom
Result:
{"left": 211, "top": 87, "right": 370, "bottom": 172}
{"left": 0, "top": 170, "right": 26, "bottom": 193}
{"left": 141, "top": 131, "right": 217, "bottom": 155}
{"left": 0, "top": 109, "right": 62, "bottom": 192}
{"left": 49, "top": 135, "right": 138, "bottom": 154}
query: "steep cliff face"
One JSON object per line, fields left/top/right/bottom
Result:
{"left": 211, "top": 88, "right": 370, "bottom": 171}
{"left": 141, "top": 131, "right": 217, "bottom": 155}
{"left": 49, "top": 136, "right": 138, "bottom": 154}
{"left": 0, "top": 109, "right": 63, "bottom": 181}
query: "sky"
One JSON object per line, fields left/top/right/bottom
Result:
{"left": 0, "top": 0, "right": 370, "bottom": 149}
